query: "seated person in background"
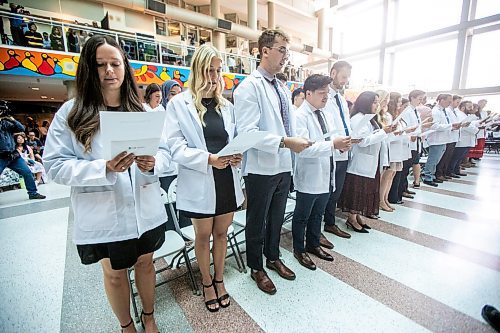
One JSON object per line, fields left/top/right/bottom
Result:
{"left": 24, "top": 22, "right": 44, "bottom": 48}
{"left": 15, "top": 133, "right": 46, "bottom": 184}
{"left": 26, "top": 131, "right": 43, "bottom": 161}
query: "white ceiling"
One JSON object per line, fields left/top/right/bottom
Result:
{"left": 0, "top": 75, "right": 68, "bottom": 102}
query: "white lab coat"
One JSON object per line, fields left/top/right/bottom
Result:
{"left": 165, "top": 91, "right": 244, "bottom": 214}
{"left": 447, "top": 107, "right": 460, "bottom": 143}
{"left": 293, "top": 101, "right": 336, "bottom": 194}
{"left": 143, "top": 102, "right": 178, "bottom": 177}
{"left": 401, "top": 105, "right": 421, "bottom": 151}
{"left": 43, "top": 99, "right": 169, "bottom": 245}
{"left": 456, "top": 112, "right": 479, "bottom": 148}
{"left": 233, "top": 69, "right": 296, "bottom": 176}
{"left": 347, "top": 113, "right": 387, "bottom": 178}
{"left": 426, "top": 106, "right": 453, "bottom": 146}
{"left": 324, "top": 87, "right": 352, "bottom": 161}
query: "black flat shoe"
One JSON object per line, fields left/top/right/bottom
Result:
{"left": 346, "top": 221, "right": 368, "bottom": 233}
{"left": 213, "top": 278, "right": 230, "bottom": 308}
{"left": 481, "top": 305, "right": 500, "bottom": 331}
{"left": 412, "top": 182, "right": 420, "bottom": 188}
{"left": 202, "top": 280, "right": 220, "bottom": 313}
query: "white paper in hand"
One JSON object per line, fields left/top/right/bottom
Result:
{"left": 217, "top": 131, "right": 270, "bottom": 156}
{"left": 100, "top": 111, "right": 166, "bottom": 160}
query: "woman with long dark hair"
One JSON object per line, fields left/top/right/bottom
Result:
{"left": 43, "top": 35, "right": 169, "bottom": 333}
{"left": 338, "top": 91, "right": 395, "bottom": 231}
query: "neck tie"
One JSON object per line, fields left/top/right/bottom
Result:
{"left": 271, "top": 79, "right": 291, "bottom": 136}
{"left": 414, "top": 108, "right": 421, "bottom": 124}
{"left": 443, "top": 108, "right": 450, "bottom": 124}
{"left": 334, "top": 94, "right": 349, "bottom": 136}
{"left": 314, "top": 109, "right": 329, "bottom": 141}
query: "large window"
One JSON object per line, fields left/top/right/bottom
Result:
{"left": 392, "top": 0, "right": 462, "bottom": 40}
{"left": 474, "top": 0, "right": 500, "bottom": 19}
{"left": 391, "top": 38, "right": 457, "bottom": 92}
{"left": 345, "top": 53, "right": 380, "bottom": 88}
{"left": 467, "top": 30, "right": 500, "bottom": 88}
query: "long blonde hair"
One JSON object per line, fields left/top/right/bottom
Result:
{"left": 187, "top": 44, "right": 226, "bottom": 125}
{"left": 375, "top": 89, "right": 391, "bottom": 126}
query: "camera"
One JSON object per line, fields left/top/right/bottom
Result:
{"left": 0, "top": 101, "right": 12, "bottom": 117}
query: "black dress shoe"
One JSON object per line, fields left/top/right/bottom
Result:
{"left": 402, "top": 192, "right": 414, "bottom": 199}
{"left": 395, "top": 200, "right": 404, "bottom": 204}
{"left": 423, "top": 180, "right": 438, "bottom": 187}
{"left": 457, "top": 172, "right": 467, "bottom": 176}
{"left": 306, "top": 246, "right": 334, "bottom": 262}
{"left": 345, "top": 221, "right": 369, "bottom": 233}
{"left": 482, "top": 305, "right": 500, "bottom": 331}
{"left": 449, "top": 174, "right": 460, "bottom": 178}
{"left": 434, "top": 179, "right": 444, "bottom": 183}
{"left": 444, "top": 175, "right": 452, "bottom": 180}
{"left": 405, "top": 189, "right": 416, "bottom": 195}
{"left": 294, "top": 251, "right": 316, "bottom": 270}
{"left": 319, "top": 233, "right": 334, "bottom": 249}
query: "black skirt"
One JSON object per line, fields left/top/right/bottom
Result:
{"left": 76, "top": 223, "right": 166, "bottom": 270}
{"left": 181, "top": 166, "right": 237, "bottom": 219}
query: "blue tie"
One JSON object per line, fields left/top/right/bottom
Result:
{"left": 335, "top": 94, "right": 349, "bottom": 136}
{"left": 271, "top": 79, "right": 291, "bottom": 136}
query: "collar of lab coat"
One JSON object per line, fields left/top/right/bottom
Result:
{"left": 302, "top": 100, "right": 328, "bottom": 134}
{"left": 252, "top": 69, "right": 284, "bottom": 125}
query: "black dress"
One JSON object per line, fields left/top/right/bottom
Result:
{"left": 76, "top": 105, "right": 166, "bottom": 270}
{"left": 181, "top": 98, "right": 238, "bottom": 219}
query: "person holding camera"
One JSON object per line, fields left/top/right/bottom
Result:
{"left": 0, "top": 103, "right": 46, "bottom": 199}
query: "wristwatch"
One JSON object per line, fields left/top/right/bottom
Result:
{"left": 279, "top": 136, "right": 286, "bottom": 148}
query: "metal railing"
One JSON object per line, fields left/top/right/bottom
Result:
{"left": 0, "top": 9, "right": 311, "bottom": 81}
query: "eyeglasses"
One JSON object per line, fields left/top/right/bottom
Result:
{"left": 268, "top": 46, "right": 290, "bottom": 57}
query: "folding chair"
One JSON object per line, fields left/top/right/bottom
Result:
{"left": 127, "top": 187, "right": 200, "bottom": 323}
{"left": 167, "top": 178, "right": 247, "bottom": 273}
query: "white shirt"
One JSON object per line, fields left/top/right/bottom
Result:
{"left": 456, "top": 111, "right": 479, "bottom": 148}
{"left": 446, "top": 107, "right": 460, "bottom": 143}
{"left": 43, "top": 99, "right": 169, "bottom": 245}
{"left": 323, "top": 87, "right": 352, "bottom": 161}
{"left": 401, "top": 105, "right": 421, "bottom": 151}
{"left": 142, "top": 102, "right": 165, "bottom": 112}
{"left": 426, "top": 106, "right": 453, "bottom": 146}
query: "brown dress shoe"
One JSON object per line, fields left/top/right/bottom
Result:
{"left": 324, "top": 224, "right": 351, "bottom": 239}
{"left": 251, "top": 270, "right": 277, "bottom": 295}
{"left": 294, "top": 251, "right": 316, "bottom": 270}
{"left": 266, "top": 259, "right": 296, "bottom": 280}
{"left": 319, "top": 233, "right": 334, "bottom": 249}
{"left": 306, "top": 246, "right": 334, "bottom": 262}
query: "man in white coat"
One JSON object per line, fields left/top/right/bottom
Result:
{"left": 323, "top": 61, "right": 354, "bottom": 239}
{"left": 292, "top": 74, "right": 351, "bottom": 271}
{"left": 234, "top": 29, "right": 311, "bottom": 295}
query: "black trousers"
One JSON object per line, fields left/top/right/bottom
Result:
{"left": 324, "top": 160, "right": 348, "bottom": 226}
{"left": 244, "top": 172, "right": 291, "bottom": 271}
{"left": 388, "top": 170, "right": 402, "bottom": 203}
{"left": 436, "top": 142, "right": 456, "bottom": 178}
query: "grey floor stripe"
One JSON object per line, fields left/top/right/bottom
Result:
{"left": 60, "top": 210, "right": 194, "bottom": 332}
{"left": 0, "top": 197, "right": 70, "bottom": 219}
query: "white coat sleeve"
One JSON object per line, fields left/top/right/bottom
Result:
{"left": 295, "top": 113, "right": 332, "bottom": 159}
{"left": 233, "top": 80, "right": 281, "bottom": 153}
{"left": 165, "top": 100, "right": 210, "bottom": 174}
{"left": 43, "top": 110, "right": 117, "bottom": 186}
{"left": 431, "top": 109, "right": 452, "bottom": 131}
{"left": 152, "top": 115, "right": 172, "bottom": 176}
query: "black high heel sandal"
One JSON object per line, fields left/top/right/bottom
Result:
{"left": 202, "top": 280, "right": 220, "bottom": 312}
{"left": 121, "top": 318, "right": 134, "bottom": 332}
{"left": 141, "top": 309, "right": 159, "bottom": 333}
{"left": 213, "top": 278, "right": 231, "bottom": 308}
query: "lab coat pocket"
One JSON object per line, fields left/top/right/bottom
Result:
{"left": 139, "top": 182, "right": 162, "bottom": 220}
{"left": 257, "top": 150, "right": 278, "bottom": 170}
{"left": 74, "top": 191, "right": 118, "bottom": 231}
{"left": 357, "top": 153, "right": 375, "bottom": 175}
{"left": 177, "top": 168, "right": 206, "bottom": 201}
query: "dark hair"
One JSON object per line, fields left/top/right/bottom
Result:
{"left": 459, "top": 100, "right": 471, "bottom": 110}
{"left": 452, "top": 95, "right": 462, "bottom": 101}
{"left": 436, "top": 93, "right": 452, "bottom": 102}
{"left": 144, "top": 83, "right": 161, "bottom": 103}
{"left": 347, "top": 100, "right": 353, "bottom": 109}
{"left": 351, "top": 91, "right": 380, "bottom": 128}
{"left": 330, "top": 60, "right": 352, "bottom": 75}
{"left": 292, "top": 88, "right": 304, "bottom": 104}
{"left": 67, "top": 34, "right": 143, "bottom": 152}
{"left": 275, "top": 72, "right": 287, "bottom": 82}
{"left": 14, "top": 133, "right": 28, "bottom": 152}
{"left": 42, "top": 120, "right": 49, "bottom": 127}
{"left": 28, "top": 22, "right": 36, "bottom": 30}
{"left": 401, "top": 97, "right": 409, "bottom": 105}
{"left": 303, "top": 74, "right": 332, "bottom": 94}
{"left": 408, "top": 89, "right": 425, "bottom": 101}
{"left": 387, "top": 92, "right": 402, "bottom": 117}
{"left": 258, "top": 29, "right": 290, "bottom": 55}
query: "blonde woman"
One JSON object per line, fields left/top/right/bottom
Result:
{"left": 165, "top": 45, "right": 244, "bottom": 312}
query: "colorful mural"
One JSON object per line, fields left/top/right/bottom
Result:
{"left": 0, "top": 46, "right": 302, "bottom": 93}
